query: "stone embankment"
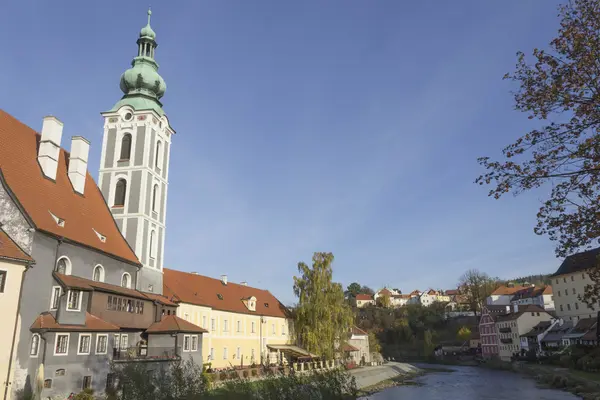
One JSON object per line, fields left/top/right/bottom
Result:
{"left": 349, "top": 361, "right": 421, "bottom": 389}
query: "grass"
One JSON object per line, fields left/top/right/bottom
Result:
{"left": 567, "top": 369, "right": 600, "bottom": 384}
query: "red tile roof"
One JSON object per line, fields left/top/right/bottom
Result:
{"left": 0, "top": 229, "right": 34, "bottom": 263}
{"left": 490, "top": 285, "right": 529, "bottom": 296}
{"left": 351, "top": 326, "right": 368, "bottom": 336}
{"left": 445, "top": 289, "right": 459, "bottom": 296}
{"left": 30, "top": 312, "right": 119, "bottom": 332}
{"left": 54, "top": 273, "right": 148, "bottom": 301}
{"left": 54, "top": 273, "right": 178, "bottom": 306}
{"left": 163, "top": 269, "right": 290, "bottom": 319}
{"left": 0, "top": 110, "right": 139, "bottom": 265}
{"left": 543, "top": 286, "right": 553, "bottom": 295}
{"left": 356, "top": 294, "right": 373, "bottom": 301}
{"left": 341, "top": 343, "right": 359, "bottom": 352}
{"left": 378, "top": 288, "right": 392, "bottom": 296}
{"left": 146, "top": 315, "right": 207, "bottom": 334}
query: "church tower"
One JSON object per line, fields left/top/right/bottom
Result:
{"left": 99, "top": 10, "right": 173, "bottom": 294}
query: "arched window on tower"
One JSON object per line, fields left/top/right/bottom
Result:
{"left": 93, "top": 265, "right": 104, "bottom": 282}
{"left": 120, "top": 134, "right": 132, "bottom": 160}
{"left": 150, "top": 231, "right": 157, "bottom": 259}
{"left": 152, "top": 184, "right": 159, "bottom": 212}
{"left": 114, "top": 179, "right": 127, "bottom": 207}
{"left": 155, "top": 141, "right": 162, "bottom": 168}
{"left": 121, "top": 273, "right": 131, "bottom": 289}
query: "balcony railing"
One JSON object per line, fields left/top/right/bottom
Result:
{"left": 500, "top": 338, "right": 513, "bottom": 344}
{"left": 113, "top": 346, "right": 181, "bottom": 361}
{"left": 499, "top": 327, "right": 511, "bottom": 333}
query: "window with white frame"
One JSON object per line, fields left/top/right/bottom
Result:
{"left": 150, "top": 231, "right": 157, "bottom": 259}
{"left": 120, "top": 334, "right": 128, "bottom": 350}
{"left": 251, "top": 348, "right": 255, "bottom": 361}
{"left": 152, "top": 184, "right": 159, "bottom": 212}
{"left": 272, "top": 323, "right": 275, "bottom": 334}
{"left": 78, "top": 334, "right": 91, "bottom": 355}
{"left": 155, "top": 141, "right": 162, "bottom": 168}
{"left": 183, "top": 335, "right": 190, "bottom": 352}
{"left": 96, "top": 334, "right": 108, "bottom": 354}
{"left": 67, "top": 290, "right": 81, "bottom": 311}
{"left": 184, "top": 313, "right": 189, "bottom": 321}
{"left": 121, "top": 273, "right": 131, "bottom": 289}
{"left": 50, "top": 286, "right": 61, "bottom": 310}
{"left": 55, "top": 257, "right": 71, "bottom": 275}
{"left": 251, "top": 321, "right": 255, "bottom": 333}
{"left": 211, "top": 318, "right": 216, "bottom": 331}
{"left": 210, "top": 348, "right": 214, "bottom": 360}
{"left": 93, "top": 265, "right": 104, "bottom": 282}
{"left": 282, "top": 324, "right": 286, "bottom": 335}
{"left": 237, "top": 320, "right": 241, "bottom": 333}
{"left": 236, "top": 347, "right": 240, "bottom": 359}
{"left": 191, "top": 336, "right": 198, "bottom": 351}
{"left": 203, "top": 316, "right": 207, "bottom": 329}
{"left": 223, "top": 347, "right": 228, "bottom": 359}
{"left": 30, "top": 334, "right": 40, "bottom": 357}
{"left": 0, "top": 270, "right": 6, "bottom": 293}
{"left": 54, "top": 333, "right": 69, "bottom": 356}
{"left": 223, "top": 319, "right": 228, "bottom": 332}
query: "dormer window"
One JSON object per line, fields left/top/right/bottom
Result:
{"left": 264, "top": 303, "right": 269, "bottom": 308}
{"left": 121, "top": 273, "right": 131, "bottom": 289}
{"left": 93, "top": 229, "right": 107, "bottom": 243}
{"left": 243, "top": 296, "right": 257, "bottom": 312}
{"left": 217, "top": 294, "right": 223, "bottom": 300}
{"left": 49, "top": 211, "right": 65, "bottom": 227}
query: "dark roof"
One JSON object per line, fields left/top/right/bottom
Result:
{"left": 0, "top": 228, "right": 34, "bottom": 263}
{"left": 351, "top": 326, "right": 368, "bottom": 336}
{"left": 512, "top": 286, "right": 550, "bottom": 300}
{"left": 521, "top": 321, "right": 552, "bottom": 338}
{"left": 163, "top": 268, "right": 290, "bottom": 319}
{"left": 552, "top": 247, "right": 600, "bottom": 277}
{"left": 146, "top": 315, "right": 207, "bottom": 334}
{"left": 30, "top": 312, "right": 119, "bottom": 332}
{"left": 542, "top": 321, "right": 574, "bottom": 342}
{"left": 0, "top": 110, "right": 140, "bottom": 265}
{"left": 341, "top": 343, "right": 359, "bottom": 352}
{"left": 569, "top": 317, "right": 597, "bottom": 335}
{"left": 495, "top": 305, "right": 548, "bottom": 322}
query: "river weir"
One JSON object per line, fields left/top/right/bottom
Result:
{"left": 365, "top": 365, "right": 579, "bottom": 399}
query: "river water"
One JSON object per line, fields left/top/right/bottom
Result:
{"left": 366, "top": 365, "right": 579, "bottom": 400}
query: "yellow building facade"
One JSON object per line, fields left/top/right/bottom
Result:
{"left": 164, "top": 269, "right": 294, "bottom": 368}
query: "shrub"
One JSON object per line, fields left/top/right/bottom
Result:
{"left": 73, "top": 389, "right": 94, "bottom": 400}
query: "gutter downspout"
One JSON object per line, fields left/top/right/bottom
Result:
{"left": 3, "top": 262, "right": 33, "bottom": 400}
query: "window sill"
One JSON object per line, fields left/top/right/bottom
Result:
{"left": 112, "top": 205, "right": 124, "bottom": 209}
{"left": 117, "top": 159, "right": 131, "bottom": 162}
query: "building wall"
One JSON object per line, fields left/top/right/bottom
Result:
{"left": 12, "top": 230, "right": 140, "bottom": 397}
{"left": 553, "top": 272, "right": 595, "bottom": 322}
{"left": 0, "top": 259, "right": 26, "bottom": 400}
{"left": 487, "top": 294, "right": 512, "bottom": 305}
{"left": 356, "top": 299, "right": 374, "bottom": 308}
{"left": 348, "top": 334, "right": 370, "bottom": 363}
{"left": 175, "top": 303, "right": 293, "bottom": 368}
{"left": 479, "top": 313, "right": 498, "bottom": 359}
{"left": 497, "top": 311, "right": 552, "bottom": 362}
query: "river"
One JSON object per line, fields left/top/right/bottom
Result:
{"left": 366, "top": 365, "right": 579, "bottom": 399}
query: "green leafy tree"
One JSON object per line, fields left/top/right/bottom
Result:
{"left": 360, "top": 286, "right": 375, "bottom": 295}
{"left": 293, "top": 252, "right": 354, "bottom": 359}
{"left": 457, "top": 326, "right": 472, "bottom": 342}
{"left": 345, "top": 282, "right": 361, "bottom": 298}
{"left": 376, "top": 293, "right": 391, "bottom": 308}
{"left": 475, "top": 0, "right": 600, "bottom": 307}
{"left": 368, "top": 331, "right": 381, "bottom": 354}
{"left": 423, "top": 330, "right": 435, "bottom": 356}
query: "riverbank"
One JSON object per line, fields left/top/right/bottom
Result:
{"left": 480, "top": 360, "right": 600, "bottom": 400}
{"left": 351, "top": 362, "right": 422, "bottom": 396}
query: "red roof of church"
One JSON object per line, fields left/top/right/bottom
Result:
{"left": 0, "top": 110, "right": 139, "bottom": 265}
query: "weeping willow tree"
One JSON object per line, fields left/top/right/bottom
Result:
{"left": 293, "top": 252, "right": 354, "bottom": 359}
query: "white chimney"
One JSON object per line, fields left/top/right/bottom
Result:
{"left": 240, "top": 281, "right": 248, "bottom": 286}
{"left": 221, "top": 275, "right": 228, "bottom": 285}
{"left": 38, "top": 116, "right": 64, "bottom": 180}
{"left": 68, "top": 136, "right": 90, "bottom": 195}
{"left": 513, "top": 304, "right": 519, "bottom": 313}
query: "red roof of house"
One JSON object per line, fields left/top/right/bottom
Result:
{"left": 410, "top": 290, "right": 420, "bottom": 295}
{"left": 356, "top": 294, "right": 373, "bottom": 301}
{"left": 30, "top": 312, "right": 119, "bottom": 332}
{"left": 0, "top": 110, "right": 139, "bottom": 265}
{"left": 0, "top": 229, "right": 33, "bottom": 263}
{"left": 378, "top": 288, "right": 392, "bottom": 296}
{"left": 342, "top": 343, "right": 359, "bottom": 352}
{"left": 543, "top": 286, "right": 553, "bottom": 295}
{"left": 163, "top": 269, "right": 290, "bottom": 319}
{"left": 351, "top": 326, "right": 368, "bottom": 336}
{"left": 445, "top": 289, "right": 459, "bottom": 296}
{"left": 490, "top": 285, "right": 529, "bottom": 296}
{"left": 146, "top": 315, "right": 207, "bottom": 334}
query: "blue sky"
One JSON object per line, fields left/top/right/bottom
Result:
{"left": 0, "top": 1, "right": 566, "bottom": 304}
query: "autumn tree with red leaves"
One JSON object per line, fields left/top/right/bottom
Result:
{"left": 477, "top": 0, "right": 600, "bottom": 307}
